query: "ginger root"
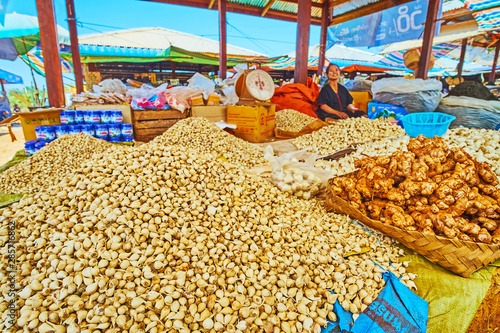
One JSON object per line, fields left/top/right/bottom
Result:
{"left": 329, "top": 134, "right": 500, "bottom": 244}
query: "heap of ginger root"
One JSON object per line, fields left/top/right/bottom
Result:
{"left": 330, "top": 135, "right": 500, "bottom": 244}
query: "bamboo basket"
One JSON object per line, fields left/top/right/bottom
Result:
{"left": 325, "top": 191, "right": 500, "bottom": 278}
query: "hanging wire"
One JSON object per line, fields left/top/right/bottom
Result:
{"left": 226, "top": 19, "right": 272, "bottom": 55}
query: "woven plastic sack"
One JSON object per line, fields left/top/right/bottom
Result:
{"left": 345, "top": 77, "right": 373, "bottom": 92}
{"left": 323, "top": 271, "right": 428, "bottom": 333}
{"left": 437, "top": 95, "right": 500, "bottom": 130}
{"left": 274, "top": 118, "right": 328, "bottom": 139}
{"left": 372, "top": 78, "right": 442, "bottom": 113}
{"left": 271, "top": 77, "right": 320, "bottom": 119}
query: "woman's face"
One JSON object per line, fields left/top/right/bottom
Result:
{"left": 327, "top": 65, "right": 340, "bottom": 81}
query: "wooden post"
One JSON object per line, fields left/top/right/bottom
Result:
{"left": 171, "top": 62, "right": 177, "bottom": 79}
{"left": 416, "top": 0, "right": 440, "bottom": 79}
{"left": 218, "top": 0, "right": 227, "bottom": 80}
{"left": 35, "top": 0, "right": 65, "bottom": 107}
{"left": 317, "top": 0, "right": 329, "bottom": 77}
{"left": 65, "top": 0, "right": 84, "bottom": 94}
{"left": 457, "top": 38, "right": 467, "bottom": 81}
{"left": 295, "top": 0, "right": 311, "bottom": 84}
{"left": 489, "top": 39, "right": 500, "bottom": 83}
{"left": 0, "top": 79, "right": 5, "bottom": 92}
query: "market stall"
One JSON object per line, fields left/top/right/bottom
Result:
{"left": 2, "top": 87, "right": 500, "bottom": 331}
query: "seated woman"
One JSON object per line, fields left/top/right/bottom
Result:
{"left": 315, "top": 64, "right": 366, "bottom": 121}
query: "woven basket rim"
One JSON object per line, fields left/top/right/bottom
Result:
{"left": 325, "top": 193, "right": 500, "bottom": 277}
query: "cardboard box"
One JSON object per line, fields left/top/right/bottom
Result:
{"left": 227, "top": 104, "right": 275, "bottom": 143}
{"left": 350, "top": 91, "right": 373, "bottom": 113}
{"left": 19, "top": 109, "right": 62, "bottom": 141}
{"left": 191, "top": 106, "right": 227, "bottom": 123}
{"left": 368, "top": 101, "right": 407, "bottom": 127}
{"left": 76, "top": 104, "right": 132, "bottom": 124}
{"left": 190, "top": 95, "right": 204, "bottom": 106}
{"left": 206, "top": 94, "right": 221, "bottom": 106}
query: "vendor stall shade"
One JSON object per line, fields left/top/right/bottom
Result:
{"left": 0, "top": 13, "right": 69, "bottom": 60}
{"left": 473, "top": 8, "right": 500, "bottom": 30}
{"left": 20, "top": 49, "right": 73, "bottom": 77}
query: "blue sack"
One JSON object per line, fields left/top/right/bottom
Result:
{"left": 322, "top": 271, "right": 428, "bottom": 333}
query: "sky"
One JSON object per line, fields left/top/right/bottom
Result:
{"left": 0, "top": 0, "right": 321, "bottom": 91}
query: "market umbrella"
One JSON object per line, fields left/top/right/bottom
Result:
{"left": 0, "top": 13, "right": 70, "bottom": 61}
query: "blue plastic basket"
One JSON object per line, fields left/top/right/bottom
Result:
{"left": 401, "top": 112, "right": 455, "bottom": 138}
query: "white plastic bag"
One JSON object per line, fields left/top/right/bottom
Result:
{"left": 437, "top": 96, "right": 500, "bottom": 129}
{"left": 266, "top": 148, "right": 333, "bottom": 199}
{"left": 188, "top": 73, "right": 215, "bottom": 99}
{"left": 222, "top": 86, "right": 239, "bottom": 106}
{"left": 93, "top": 79, "right": 128, "bottom": 94}
{"left": 372, "top": 78, "right": 443, "bottom": 113}
{"left": 371, "top": 78, "right": 442, "bottom": 94}
{"left": 222, "top": 64, "right": 248, "bottom": 86}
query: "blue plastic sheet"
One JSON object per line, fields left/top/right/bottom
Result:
{"left": 322, "top": 271, "right": 428, "bottom": 333}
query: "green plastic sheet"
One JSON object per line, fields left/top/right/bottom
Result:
{"left": 0, "top": 149, "right": 27, "bottom": 174}
{"left": 400, "top": 246, "right": 498, "bottom": 333}
{"left": 0, "top": 149, "right": 27, "bottom": 207}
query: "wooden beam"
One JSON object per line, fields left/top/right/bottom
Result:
{"left": 489, "top": 39, "right": 500, "bottom": 83}
{"left": 65, "top": 0, "right": 84, "bottom": 94}
{"left": 219, "top": 0, "right": 227, "bottom": 79}
{"left": 35, "top": 0, "right": 65, "bottom": 107}
{"left": 317, "top": 0, "right": 329, "bottom": 76}
{"left": 262, "top": 0, "right": 277, "bottom": 17}
{"left": 457, "top": 38, "right": 467, "bottom": 80}
{"left": 416, "top": 0, "right": 440, "bottom": 79}
{"left": 295, "top": 0, "right": 311, "bottom": 85}
{"left": 329, "top": 0, "right": 414, "bottom": 25}
{"left": 143, "top": 0, "right": 322, "bottom": 25}
{"left": 437, "top": 7, "right": 471, "bottom": 22}
{"left": 0, "top": 79, "right": 4, "bottom": 92}
{"left": 208, "top": 0, "right": 215, "bottom": 9}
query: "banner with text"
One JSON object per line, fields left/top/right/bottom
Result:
{"left": 328, "top": 0, "right": 442, "bottom": 48}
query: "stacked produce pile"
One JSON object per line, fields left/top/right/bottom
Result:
{"left": 330, "top": 135, "right": 500, "bottom": 243}
{"left": 0, "top": 121, "right": 416, "bottom": 332}
{"left": 448, "top": 81, "right": 498, "bottom": 100}
{"left": 0, "top": 134, "right": 117, "bottom": 194}
{"left": 293, "top": 118, "right": 405, "bottom": 155}
{"left": 152, "top": 117, "right": 266, "bottom": 168}
{"left": 275, "top": 109, "right": 317, "bottom": 132}
{"left": 443, "top": 128, "right": 500, "bottom": 176}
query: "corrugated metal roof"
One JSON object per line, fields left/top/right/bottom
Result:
{"left": 79, "top": 27, "right": 266, "bottom": 57}
{"left": 229, "top": 0, "right": 322, "bottom": 18}
{"left": 332, "top": 0, "right": 380, "bottom": 17}
{"left": 442, "top": 0, "right": 466, "bottom": 12}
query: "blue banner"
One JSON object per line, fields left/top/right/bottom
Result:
{"left": 327, "top": 13, "right": 382, "bottom": 48}
{"left": 328, "top": 0, "right": 442, "bottom": 48}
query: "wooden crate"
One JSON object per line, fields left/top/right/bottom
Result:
{"left": 132, "top": 109, "right": 187, "bottom": 142}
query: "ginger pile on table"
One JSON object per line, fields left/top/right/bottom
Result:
{"left": 329, "top": 135, "right": 500, "bottom": 244}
